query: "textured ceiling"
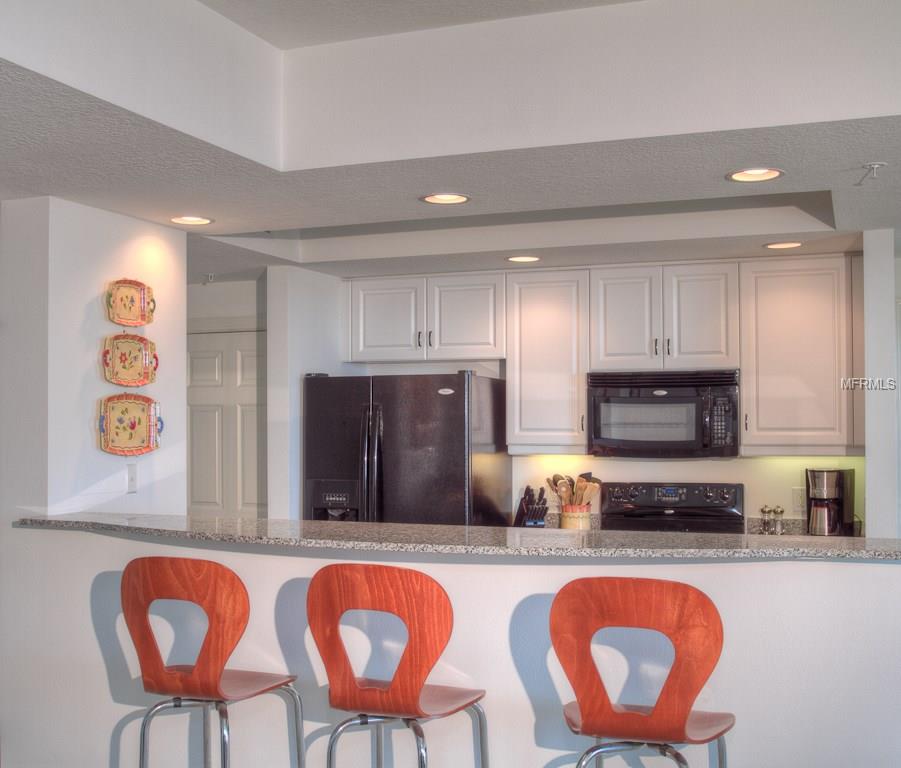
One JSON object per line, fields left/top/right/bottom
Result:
{"left": 196, "top": 0, "right": 641, "bottom": 48}
{"left": 2, "top": 58, "right": 900, "bottom": 280}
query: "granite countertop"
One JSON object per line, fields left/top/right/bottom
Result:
{"left": 13, "top": 512, "right": 901, "bottom": 561}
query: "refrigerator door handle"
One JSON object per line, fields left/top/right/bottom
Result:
{"left": 359, "top": 404, "right": 370, "bottom": 522}
{"left": 369, "top": 404, "right": 383, "bottom": 522}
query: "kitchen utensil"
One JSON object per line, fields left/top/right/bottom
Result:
{"left": 573, "top": 477, "right": 588, "bottom": 505}
{"left": 557, "top": 480, "right": 573, "bottom": 506}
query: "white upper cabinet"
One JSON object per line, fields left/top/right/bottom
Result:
{"left": 350, "top": 278, "right": 426, "bottom": 361}
{"left": 740, "top": 255, "right": 850, "bottom": 449}
{"left": 590, "top": 263, "right": 738, "bottom": 370}
{"left": 350, "top": 274, "right": 505, "bottom": 361}
{"left": 663, "top": 262, "right": 739, "bottom": 369}
{"left": 506, "top": 270, "right": 589, "bottom": 451}
{"left": 427, "top": 273, "right": 505, "bottom": 359}
{"left": 590, "top": 266, "right": 662, "bottom": 370}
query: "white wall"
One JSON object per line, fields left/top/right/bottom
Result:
{"left": 0, "top": 197, "right": 187, "bottom": 518}
{"left": 0, "top": 0, "right": 283, "bottom": 167}
{"left": 187, "top": 278, "right": 266, "bottom": 333}
{"left": 3, "top": 529, "right": 901, "bottom": 768}
{"left": 266, "top": 266, "right": 362, "bottom": 519}
{"left": 284, "top": 0, "right": 901, "bottom": 168}
{"left": 512, "top": 455, "right": 866, "bottom": 525}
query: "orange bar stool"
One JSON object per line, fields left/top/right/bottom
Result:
{"left": 121, "top": 556, "right": 305, "bottom": 768}
{"left": 549, "top": 577, "right": 735, "bottom": 768}
{"left": 307, "top": 563, "right": 488, "bottom": 768}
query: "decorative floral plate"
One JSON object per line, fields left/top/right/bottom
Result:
{"left": 106, "top": 279, "right": 155, "bottom": 326}
{"left": 102, "top": 334, "right": 158, "bottom": 386}
{"left": 98, "top": 394, "right": 163, "bottom": 456}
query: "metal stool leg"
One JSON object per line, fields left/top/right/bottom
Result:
{"left": 575, "top": 741, "right": 640, "bottom": 768}
{"left": 405, "top": 719, "right": 428, "bottom": 768}
{"left": 655, "top": 743, "right": 689, "bottom": 767}
{"left": 202, "top": 703, "right": 212, "bottom": 768}
{"left": 467, "top": 703, "right": 489, "bottom": 768}
{"left": 374, "top": 722, "right": 385, "bottom": 768}
{"left": 277, "top": 684, "right": 305, "bottom": 768}
{"left": 716, "top": 735, "right": 728, "bottom": 768}
{"left": 327, "top": 715, "right": 367, "bottom": 768}
{"left": 215, "top": 702, "right": 230, "bottom": 768}
{"left": 138, "top": 699, "right": 181, "bottom": 768}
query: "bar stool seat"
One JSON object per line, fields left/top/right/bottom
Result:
{"left": 155, "top": 665, "right": 297, "bottom": 702}
{"left": 351, "top": 677, "right": 485, "bottom": 719}
{"left": 562, "top": 701, "right": 735, "bottom": 744}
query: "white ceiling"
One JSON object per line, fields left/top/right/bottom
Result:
{"left": 196, "top": 0, "right": 641, "bottom": 48}
{"left": 1, "top": 58, "right": 898, "bottom": 281}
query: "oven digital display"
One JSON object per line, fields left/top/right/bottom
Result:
{"left": 654, "top": 486, "right": 684, "bottom": 502}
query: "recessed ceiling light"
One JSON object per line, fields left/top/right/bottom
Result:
{"left": 170, "top": 215, "right": 213, "bottom": 225}
{"left": 507, "top": 255, "right": 540, "bottom": 263}
{"left": 764, "top": 241, "right": 803, "bottom": 250}
{"left": 727, "top": 168, "right": 784, "bottom": 183}
{"left": 420, "top": 193, "right": 470, "bottom": 205}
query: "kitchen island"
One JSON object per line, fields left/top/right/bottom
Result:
{"left": 8, "top": 514, "right": 901, "bottom": 768}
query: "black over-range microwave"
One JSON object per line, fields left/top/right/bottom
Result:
{"left": 587, "top": 370, "right": 740, "bottom": 458}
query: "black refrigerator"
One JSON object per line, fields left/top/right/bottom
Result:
{"left": 303, "top": 372, "right": 511, "bottom": 526}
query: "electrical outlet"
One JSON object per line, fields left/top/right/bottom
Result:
{"left": 127, "top": 464, "right": 138, "bottom": 494}
{"left": 791, "top": 487, "right": 806, "bottom": 515}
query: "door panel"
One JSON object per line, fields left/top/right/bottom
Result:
{"left": 663, "top": 262, "right": 739, "bottom": 369}
{"left": 187, "top": 331, "right": 266, "bottom": 516}
{"left": 590, "top": 266, "right": 662, "bottom": 370}
{"left": 427, "top": 273, "right": 505, "bottom": 359}
{"left": 351, "top": 278, "right": 426, "bottom": 361}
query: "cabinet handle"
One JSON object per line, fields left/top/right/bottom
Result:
{"left": 581, "top": 415, "right": 585, "bottom": 432}
{"left": 654, "top": 338, "right": 659, "bottom": 356}
{"left": 744, "top": 413, "right": 749, "bottom": 431}
{"left": 417, "top": 331, "right": 423, "bottom": 348}
{"left": 666, "top": 338, "right": 672, "bottom": 356}
{"left": 428, "top": 330, "right": 433, "bottom": 347}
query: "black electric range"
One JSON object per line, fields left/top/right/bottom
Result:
{"left": 601, "top": 482, "right": 744, "bottom": 533}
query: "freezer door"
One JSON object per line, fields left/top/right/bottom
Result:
{"left": 371, "top": 373, "right": 470, "bottom": 525}
{"left": 302, "top": 376, "right": 371, "bottom": 520}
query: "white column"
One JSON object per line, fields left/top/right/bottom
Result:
{"left": 863, "top": 229, "right": 899, "bottom": 537}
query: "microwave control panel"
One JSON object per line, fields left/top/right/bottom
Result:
{"left": 709, "top": 396, "right": 735, "bottom": 447}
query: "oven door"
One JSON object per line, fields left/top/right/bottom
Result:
{"left": 589, "top": 387, "right": 706, "bottom": 458}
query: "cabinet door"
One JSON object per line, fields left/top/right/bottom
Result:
{"left": 590, "top": 266, "right": 662, "bottom": 370}
{"left": 506, "top": 270, "right": 589, "bottom": 449}
{"left": 350, "top": 278, "right": 426, "bottom": 361}
{"left": 663, "top": 262, "right": 739, "bottom": 369}
{"left": 426, "top": 273, "right": 505, "bottom": 359}
{"left": 740, "top": 256, "right": 850, "bottom": 447}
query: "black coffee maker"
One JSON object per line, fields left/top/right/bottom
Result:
{"left": 805, "top": 469, "right": 854, "bottom": 536}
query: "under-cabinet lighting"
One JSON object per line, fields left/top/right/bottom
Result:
{"left": 764, "top": 241, "right": 803, "bottom": 250}
{"left": 420, "top": 193, "right": 470, "bottom": 205}
{"left": 727, "top": 168, "right": 784, "bottom": 182}
{"left": 507, "top": 256, "right": 540, "bottom": 263}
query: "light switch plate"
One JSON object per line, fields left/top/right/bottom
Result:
{"left": 792, "top": 487, "right": 806, "bottom": 515}
{"left": 127, "top": 464, "right": 138, "bottom": 494}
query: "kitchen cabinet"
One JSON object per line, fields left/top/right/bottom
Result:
{"left": 739, "top": 255, "right": 851, "bottom": 452}
{"left": 506, "top": 270, "right": 589, "bottom": 452}
{"left": 349, "top": 274, "right": 504, "bottom": 361}
{"left": 590, "top": 263, "right": 739, "bottom": 370}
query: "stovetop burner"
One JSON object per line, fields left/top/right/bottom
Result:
{"left": 601, "top": 482, "right": 744, "bottom": 533}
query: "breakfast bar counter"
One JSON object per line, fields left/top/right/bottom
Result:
{"left": 8, "top": 513, "right": 901, "bottom": 768}
{"left": 15, "top": 512, "right": 901, "bottom": 561}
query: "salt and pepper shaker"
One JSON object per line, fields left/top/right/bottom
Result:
{"left": 759, "top": 505, "right": 785, "bottom": 535}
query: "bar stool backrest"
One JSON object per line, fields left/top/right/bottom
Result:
{"left": 307, "top": 563, "right": 454, "bottom": 717}
{"left": 549, "top": 577, "right": 723, "bottom": 743}
{"left": 121, "top": 556, "right": 250, "bottom": 699}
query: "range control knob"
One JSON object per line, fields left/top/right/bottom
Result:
{"left": 702, "top": 486, "right": 716, "bottom": 502}
{"left": 718, "top": 488, "right": 732, "bottom": 503}
{"left": 628, "top": 486, "right": 641, "bottom": 501}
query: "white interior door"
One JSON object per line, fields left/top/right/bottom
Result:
{"left": 187, "top": 331, "right": 266, "bottom": 517}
